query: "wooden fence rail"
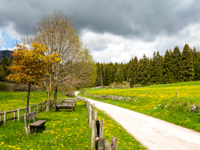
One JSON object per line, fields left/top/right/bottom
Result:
{"left": 86, "top": 100, "right": 118, "bottom": 150}
{"left": 0, "top": 100, "right": 53, "bottom": 125}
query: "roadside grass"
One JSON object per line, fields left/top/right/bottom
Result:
{"left": 0, "top": 101, "right": 91, "bottom": 150}
{"left": 0, "top": 91, "right": 146, "bottom": 149}
{"left": 80, "top": 81, "right": 200, "bottom": 132}
{"left": 97, "top": 109, "right": 146, "bottom": 150}
{"left": 0, "top": 91, "right": 67, "bottom": 111}
{"left": 0, "top": 91, "right": 91, "bottom": 149}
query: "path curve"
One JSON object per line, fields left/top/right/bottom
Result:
{"left": 76, "top": 92, "right": 200, "bottom": 150}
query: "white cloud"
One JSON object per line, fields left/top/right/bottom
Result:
{"left": 0, "top": 32, "right": 4, "bottom": 46}
{"left": 81, "top": 23, "right": 200, "bottom": 63}
{"left": 5, "top": 23, "right": 21, "bottom": 40}
{"left": 0, "top": 23, "right": 21, "bottom": 50}
{"left": 81, "top": 30, "right": 156, "bottom": 63}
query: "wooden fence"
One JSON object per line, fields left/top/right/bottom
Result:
{"left": 86, "top": 100, "right": 118, "bottom": 150}
{"left": 0, "top": 100, "right": 53, "bottom": 125}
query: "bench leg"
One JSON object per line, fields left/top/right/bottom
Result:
{"left": 55, "top": 107, "right": 59, "bottom": 112}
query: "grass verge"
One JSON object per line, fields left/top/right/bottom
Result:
{"left": 80, "top": 81, "right": 200, "bottom": 132}
{"left": 97, "top": 108, "right": 146, "bottom": 150}
{"left": 0, "top": 91, "right": 146, "bottom": 149}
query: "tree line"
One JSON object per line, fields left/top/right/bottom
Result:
{"left": 95, "top": 44, "right": 200, "bottom": 87}
{"left": 0, "top": 11, "right": 96, "bottom": 113}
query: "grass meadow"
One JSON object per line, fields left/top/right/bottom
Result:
{"left": 81, "top": 81, "right": 200, "bottom": 132}
{"left": 0, "top": 91, "right": 146, "bottom": 149}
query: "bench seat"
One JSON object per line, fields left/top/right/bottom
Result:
{"left": 55, "top": 99, "right": 76, "bottom": 112}
{"left": 29, "top": 120, "right": 46, "bottom": 133}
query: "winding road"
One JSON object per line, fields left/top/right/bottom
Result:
{"left": 76, "top": 92, "right": 200, "bottom": 150}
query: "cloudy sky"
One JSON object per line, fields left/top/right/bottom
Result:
{"left": 1, "top": 0, "right": 200, "bottom": 63}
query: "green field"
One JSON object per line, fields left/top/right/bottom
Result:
{"left": 0, "top": 91, "right": 146, "bottom": 150}
{"left": 81, "top": 81, "right": 200, "bottom": 132}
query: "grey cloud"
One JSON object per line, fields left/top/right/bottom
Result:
{"left": 1, "top": 0, "right": 200, "bottom": 41}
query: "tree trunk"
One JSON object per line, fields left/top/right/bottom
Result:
{"left": 46, "top": 75, "right": 52, "bottom": 112}
{"left": 53, "top": 87, "right": 58, "bottom": 107}
{"left": 46, "top": 90, "right": 50, "bottom": 112}
{"left": 26, "top": 82, "right": 31, "bottom": 113}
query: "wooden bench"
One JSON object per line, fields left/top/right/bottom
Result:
{"left": 24, "top": 111, "right": 46, "bottom": 134}
{"left": 55, "top": 98, "right": 77, "bottom": 112}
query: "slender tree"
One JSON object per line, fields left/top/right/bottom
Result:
{"left": 34, "top": 10, "right": 95, "bottom": 104}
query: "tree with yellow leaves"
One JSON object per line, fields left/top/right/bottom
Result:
{"left": 7, "top": 43, "right": 61, "bottom": 113}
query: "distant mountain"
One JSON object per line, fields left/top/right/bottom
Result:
{"left": 0, "top": 50, "right": 13, "bottom": 61}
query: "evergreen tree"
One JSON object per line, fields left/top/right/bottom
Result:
{"left": 150, "top": 51, "right": 163, "bottom": 84}
{"left": 138, "top": 54, "right": 150, "bottom": 86}
{"left": 181, "top": 44, "right": 194, "bottom": 81}
{"left": 96, "top": 63, "right": 103, "bottom": 86}
{"left": 103, "top": 64, "right": 111, "bottom": 86}
{"left": 163, "top": 50, "right": 174, "bottom": 83}
{"left": 194, "top": 52, "right": 200, "bottom": 80}
{"left": 109, "top": 62, "right": 115, "bottom": 84}
{"left": 150, "top": 52, "right": 156, "bottom": 84}
{"left": 0, "top": 64, "right": 5, "bottom": 81}
{"left": 172, "top": 46, "right": 182, "bottom": 82}
{"left": 115, "top": 65, "right": 124, "bottom": 84}
{"left": 192, "top": 47, "right": 200, "bottom": 80}
{"left": 129, "top": 56, "right": 139, "bottom": 87}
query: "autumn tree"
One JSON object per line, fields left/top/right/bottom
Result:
{"left": 34, "top": 10, "right": 96, "bottom": 104}
{"left": 7, "top": 43, "right": 61, "bottom": 113}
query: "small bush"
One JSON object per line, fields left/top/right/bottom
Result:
{"left": 0, "top": 82, "right": 8, "bottom": 91}
{"left": 65, "top": 91, "right": 75, "bottom": 97}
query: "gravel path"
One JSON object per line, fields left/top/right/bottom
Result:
{"left": 76, "top": 93, "right": 200, "bottom": 150}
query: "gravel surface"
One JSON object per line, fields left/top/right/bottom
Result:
{"left": 76, "top": 92, "right": 200, "bottom": 150}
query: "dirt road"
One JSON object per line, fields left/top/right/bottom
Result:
{"left": 76, "top": 93, "right": 200, "bottom": 150}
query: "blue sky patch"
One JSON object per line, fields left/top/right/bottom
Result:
{"left": 0, "top": 31, "right": 21, "bottom": 49}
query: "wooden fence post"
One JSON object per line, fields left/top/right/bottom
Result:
{"left": 4, "top": 110, "right": 7, "bottom": 124}
{"left": 105, "top": 140, "right": 112, "bottom": 150}
{"left": 17, "top": 108, "right": 20, "bottom": 121}
{"left": 175, "top": 89, "right": 177, "bottom": 97}
{"left": 86, "top": 101, "right": 88, "bottom": 107}
{"left": 89, "top": 105, "right": 92, "bottom": 128}
{"left": 88, "top": 103, "right": 90, "bottom": 121}
{"left": 29, "top": 106, "right": 31, "bottom": 113}
{"left": 91, "top": 119, "right": 96, "bottom": 150}
{"left": 111, "top": 137, "right": 118, "bottom": 150}
{"left": 37, "top": 104, "right": 39, "bottom": 113}
{"left": 24, "top": 113, "right": 29, "bottom": 135}
{"left": 98, "top": 137, "right": 105, "bottom": 150}
{"left": 94, "top": 110, "right": 97, "bottom": 121}
{"left": 13, "top": 108, "right": 16, "bottom": 121}
{"left": 100, "top": 119, "right": 104, "bottom": 138}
